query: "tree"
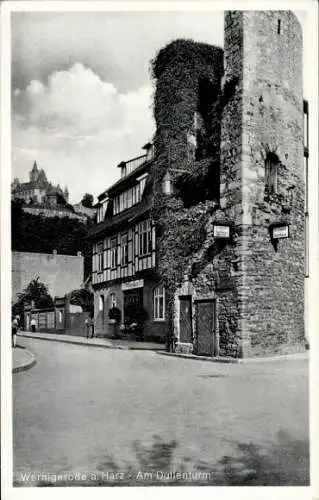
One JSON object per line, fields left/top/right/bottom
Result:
{"left": 13, "top": 277, "right": 54, "bottom": 318}
{"left": 81, "top": 193, "right": 94, "bottom": 208}
{"left": 69, "top": 288, "right": 94, "bottom": 313}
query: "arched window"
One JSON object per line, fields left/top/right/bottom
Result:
{"left": 99, "top": 295, "right": 104, "bottom": 312}
{"left": 265, "top": 152, "right": 279, "bottom": 194}
{"left": 58, "top": 310, "right": 63, "bottom": 323}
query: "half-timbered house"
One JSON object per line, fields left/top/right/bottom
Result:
{"left": 88, "top": 144, "right": 168, "bottom": 342}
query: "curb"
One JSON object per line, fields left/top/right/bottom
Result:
{"left": 12, "top": 348, "right": 36, "bottom": 374}
{"left": 19, "top": 333, "right": 128, "bottom": 350}
{"left": 157, "top": 350, "right": 309, "bottom": 364}
{"left": 157, "top": 351, "right": 240, "bottom": 363}
{"left": 17, "top": 333, "right": 164, "bottom": 352}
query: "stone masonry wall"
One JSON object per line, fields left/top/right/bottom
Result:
{"left": 219, "top": 12, "right": 248, "bottom": 356}
{"left": 240, "top": 11, "right": 304, "bottom": 354}
{"left": 221, "top": 11, "right": 304, "bottom": 356}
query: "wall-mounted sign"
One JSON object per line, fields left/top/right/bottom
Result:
{"left": 271, "top": 225, "right": 290, "bottom": 239}
{"left": 213, "top": 224, "right": 230, "bottom": 239}
{"left": 122, "top": 279, "right": 144, "bottom": 291}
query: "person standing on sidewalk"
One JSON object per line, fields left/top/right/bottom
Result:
{"left": 30, "top": 317, "right": 36, "bottom": 333}
{"left": 85, "top": 314, "right": 94, "bottom": 339}
{"left": 12, "top": 317, "right": 18, "bottom": 348}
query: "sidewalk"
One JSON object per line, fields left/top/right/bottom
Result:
{"left": 12, "top": 345, "right": 36, "bottom": 373}
{"left": 17, "top": 331, "right": 165, "bottom": 351}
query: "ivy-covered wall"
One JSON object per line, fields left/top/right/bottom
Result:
{"left": 149, "top": 11, "right": 305, "bottom": 359}
{"left": 150, "top": 39, "right": 233, "bottom": 352}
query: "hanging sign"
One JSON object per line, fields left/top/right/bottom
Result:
{"left": 213, "top": 224, "right": 230, "bottom": 239}
{"left": 271, "top": 225, "right": 290, "bottom": 239}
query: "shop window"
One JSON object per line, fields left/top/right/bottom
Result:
{"left": 153, "top": 285, "right": 165, "bottom": 321}
{"left": 120, "top": 233, "right": 128, "bottom": 266}
{"left": 265, "top": 152, "right": 279, "bottom": 194}
{"left": 138, "top": 219, "right": 152, "bottom": 256}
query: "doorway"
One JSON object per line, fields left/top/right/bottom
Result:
{"left": 179, "top": 295, "right": 193, "bottom": 343}
{"left": 124, "top": 289, "right": 143, "bottom": 324}
{"left": 195, "top": 299, "right": 216, "bottom": 356}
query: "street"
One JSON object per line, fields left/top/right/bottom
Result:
{"left": 13, "top": 337, "right": 309, "bottom": 486}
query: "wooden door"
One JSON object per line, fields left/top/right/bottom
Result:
{"left": 179, "top": 296, "right": 193, "bottom": 343}
{"left": 196, "top": 300, "right": 215, "bottom": 356}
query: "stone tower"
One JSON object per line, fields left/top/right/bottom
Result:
{"left": 221, "top": 11, "right": 304, "bottom": 355}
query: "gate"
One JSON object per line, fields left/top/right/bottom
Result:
{"left": 195, "top": 299, "right": 216, "bottom": 356}
{"left": 179, "top": 296, "right": 193, "bottom": 343}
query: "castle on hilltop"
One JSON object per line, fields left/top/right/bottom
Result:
{"left": 11, "top": 162, "right": 93, "bottom": 221}
{"left": 12, "top": 161, "right": 69, "bottom": 206}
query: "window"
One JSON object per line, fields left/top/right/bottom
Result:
{"left": 99, "top": 295, "right": 104, "bottom": 312}
{"left": 97, "top": 198, "right": 109, "bottom": 223}
{"left": 187, "top": 132, "right": 197, "bottom": 162}
{"left": 97, "top": 242, "right": 104, "bottom": 272}
{"left": 110, "top": 293, "right": 117, "bottom": 308}
{"left": 113, "top": 184, "right": 142, "bottom": 215}
{"left": 277, "top": 19, "right": 281, "bottom": 34}
{"left": 162, "top": 171, "right": 173, "bottom": 195}
{"left": 111, "top": 238, "right": 117, "bottom": 269}
{"left": 153, "top": 285, "right": 165, "bottom": 321}
{"left": 265, "top": 152, "right": 279, "bottom": 194}
{"left": 120, "top": 233, "right": 128, "bottom": 266}
{"left": 137, "top": 173, "right": 148, "bottom": 197}
{"left": 138, "top": 220, "right": 152, "bottom": 256}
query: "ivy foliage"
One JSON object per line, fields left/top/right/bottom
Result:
{"left": 13, "top": 277, "right": 54, "bottom": 318}
{"left": 151, "top": 39, "right": 223, "bottom": 81}
{"left": 69, "top": 288, "right": 94, "bottom": 313}
{"left": 150, "top": 39, "right": 224, "bottom": 296}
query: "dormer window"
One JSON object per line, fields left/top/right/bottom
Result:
{"left": 265, "top": 152, "right": 279, "bottom": 194}
{"left": 118, "top": 161, "right": 127, "bottom": 179}
{"left": 97, "top": 196, "right": 109, "bottom": 223}
{"left": 137, "top": 173, "right": 148, "bottom": 197}
{"left": 113, "top": 182, "right": 143, "bottom": 215}
{"left": 142, "top": 142, "right": 154, "bottom": 162}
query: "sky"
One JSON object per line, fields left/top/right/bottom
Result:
{"left": 11, "top": 8, "right": 309, "bottom": 204}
